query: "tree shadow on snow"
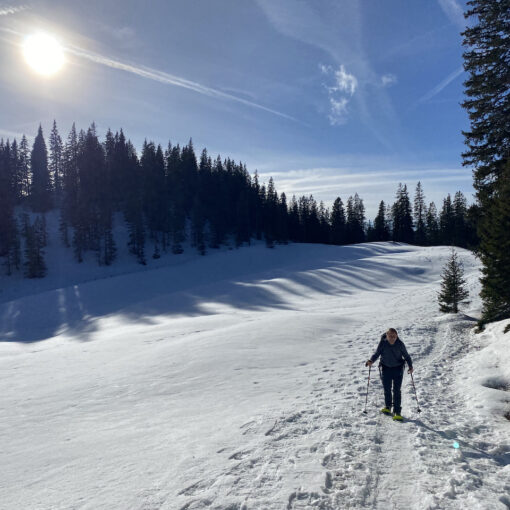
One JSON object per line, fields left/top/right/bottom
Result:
{"left": 0, "top": 242, "right": 427, "bottom": 343}
{"left": 407, "top": 418, "right": 510, "bottom": 467}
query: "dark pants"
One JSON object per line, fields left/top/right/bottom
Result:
{"left": 380, "top": 364, "right": 404, "bottom": 414}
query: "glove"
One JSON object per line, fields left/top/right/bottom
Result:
{"left": 365, "top": 360, "right": 373, "bottom": 367}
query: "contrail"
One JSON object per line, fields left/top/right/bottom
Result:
{"left": 66, "top": 46, "right": 298, "bottom": 122}
{"left": 417, "top": 66, "right": 464, "bottom": 104}
{"left": 0, "top": 25, "right": 297, "bottom": 122}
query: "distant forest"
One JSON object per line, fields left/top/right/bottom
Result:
{"left": 0, "top": 121, "right": 479, "bottom": 278}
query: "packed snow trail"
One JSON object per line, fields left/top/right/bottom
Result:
{"left": 1, "top": 242, "right": 508, "bottom": 509}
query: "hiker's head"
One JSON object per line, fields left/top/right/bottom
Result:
{"left": 386, "top": 328, "right": 398, "bottom": 342}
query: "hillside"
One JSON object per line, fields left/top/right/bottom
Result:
{"left": 1, "top": 240, "right": 509, "bottom": 510}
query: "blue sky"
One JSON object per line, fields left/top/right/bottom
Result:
{"left": 0, "top": 0, "right": 472, "bottom": 218}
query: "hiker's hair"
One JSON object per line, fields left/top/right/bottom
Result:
{"left": 387, "top": 328, "right": 398, "bottom": 336}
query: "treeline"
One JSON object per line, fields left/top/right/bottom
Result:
{"left": 0, "top": 121, "right": 478, "bottom": 278}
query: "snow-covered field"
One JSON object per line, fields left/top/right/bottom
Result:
{"left": 1, "top": 240, "right": 509, "bottom": 510}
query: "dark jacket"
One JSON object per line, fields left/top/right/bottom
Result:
{"left": 370, "top": 333, "right": 413, "bottom": 369}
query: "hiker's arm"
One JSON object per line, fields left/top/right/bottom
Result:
{"left": 366, "top": 339, "right": 383, "bottom": 366}
{"left": 401, "top": 342, "right": 413, "bottom": 371}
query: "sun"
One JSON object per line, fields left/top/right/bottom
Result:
{"left": 22, "top": 33, "right": 65, "bottom": 76}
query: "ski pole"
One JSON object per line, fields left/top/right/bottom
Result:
{"left": 363, "top": 364, "right": 371, "bottom": 414}
{"left": 410, "top": 371, "right": 422, "bottom": 413}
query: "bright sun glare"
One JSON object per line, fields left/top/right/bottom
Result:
{"left": 23, "top": 33, "right": 65, "bottom": 76}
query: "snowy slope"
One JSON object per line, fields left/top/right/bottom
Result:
{"left": 1, "top": 240, "right": 509, "bottom": 510}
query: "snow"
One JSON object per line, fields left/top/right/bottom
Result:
{"left": 1, "top": 228, "right": 509, "bottom": 509}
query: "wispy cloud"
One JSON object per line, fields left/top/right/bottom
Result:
{"left": 381, "top": 73, "right": 397, "bottom": 87}
{"left": 256, "top": 0, "right": 401, "bottom": 151}
{"left": 417, "top": 66, "right": 464, "bottom": 105}
{"left": 320, "top": 64, "right": 357, "bottom": 125}
{"left": 328, "top": 98, "right": 349, "bottom": 125}
{"left": 330, "top": 65, "right": 358, "bottom": 95}
{"left": 97, "top": 23, "right": 138, "bottom": 50}
{"left": 0, "top": 5, "right": 27, "bottom": 16}
{"left": 437, "top": 0, "right": 465, "bottom": 29}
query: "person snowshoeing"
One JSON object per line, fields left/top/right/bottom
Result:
{"left": 365, "top": 328, "right": 413, "bottom": 421}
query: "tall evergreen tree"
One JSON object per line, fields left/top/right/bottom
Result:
{"left": 278, "top": 192, "right": 289, "bottom": 244}
{"left": 477, "top": 159, "right": 510, "bottom": 326}
{"left": 263, "top": 177, "right": 278, "bottom": 247}
{"left": 49, "top": 120, "right": 63, "bottom": 203}
{"left": 426, "top": 202, "right": 440, "bottom": 245}
{"left": 413, "top": 182, "right": 427, "bottom": 245}
{"left": 352, "top": 193, "right": 366, "bottom": 243}
{"left": 18, "top": 135, "right": 30, "bottom": 200}
{"left": 373, "top": 200, "right": 390, "bottom": 241}
{"left": 391, "top": 183, "right": 413, "bottom": 243}
{"left": 452, "top": 191, "right": 468, "bottom": 247}
{"left": 461, "top": 0, "right": 510, "bottom": 324}
{"left": 461, "top": 0, "right": 510, "bottom": 206}
{"left": 330, "top": 197, "right": 346, "bottom": 245}
{"left": 30, "top": 125, "right": 52, "bottom": 212}
{"left": 288, "top": 195, "right": 300, "bottom": 242}
{"left": 439, "top": 194, "right": 455, "bottom": 245}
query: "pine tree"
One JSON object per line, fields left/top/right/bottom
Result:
{"left": 373, "top": 200, "right": 390, "bottom": 241}
{"left": 437, "top": 248, "right": 469, "bottom": 313}
{"left": 452, "top": 191, "right": 468, "bottom": 247}
{"left": 477, "top": 159, "right": 510, "bottom": 326}
{"left": 439, "top": 194, "right": 455, "bottom": 245}
{"left": 30, "top": 125, "right": 52, "bottom": 212}
{"left": 18, "top": 135, "right": 30, "bottom": 200}
{"left": 353, "top": 193, "right": 366, "bottom": 243}
{"left": 461, "top": 0, "right": 510, "bottom": 206}
{"left": 330, "top": 197, "right": 346, "bottom": 245}
{"left": 385, "top": 202, "right": 393, "bottom": 239}
{"left": 49, "top": 120, "right": 63, "bottom": 204}
{"left": 426, "top": 202, "right": 440, "bottom": 245}
{"left": 60, "top": 124, "right": 79, "bottom": 247}
{"left": 264, "top": 177, "right": 278, "bottom": 247}
{"left": 345, "top": 196, "right": 355, "bottom": 244}
{"left": 278, "top": 192, "right": 289, "bottom": 244}
{"left": 413, "top": 182, "right": 427, "bottom": 245}
{"left": 288, "top": 195, "right": 300, "bottom": 242}
{"left": 10, "top": 139, "right": 21, "bottom": 204}
{"left": 392, "top": 183, "right": 414, "bottom": 243}
{"left": 461, "top": 0, "right": 510, "bottom": 325}
{"left": 23, "top": 215, "right": 47, "bottom": 278}
{"left": 166, "top": 144, "right": 186, "bottom": 253}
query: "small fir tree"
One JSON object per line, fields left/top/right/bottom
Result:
{"left": 438, "top": 248, "right": 469, "bottom": 313}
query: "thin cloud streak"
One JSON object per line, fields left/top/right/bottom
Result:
{"left": 257, "top": 165, "right": 473, "bottom": 216}
{"left": 417, "top": 66, "right": 464, "bottom": 104}
{"left": 66, "top": 46, "right": 299, "bottom": 122}
{"left": 261, "top": 167, "right": 468, "bottom": 181}
{"left": 258, "top": 166, "right": 471, "bottom": 192}
{"left": 0, "top": 26, "right": 297, "bottom": 122}
{"left": 437, "top": 0, "right": 465, "bottom": 29}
